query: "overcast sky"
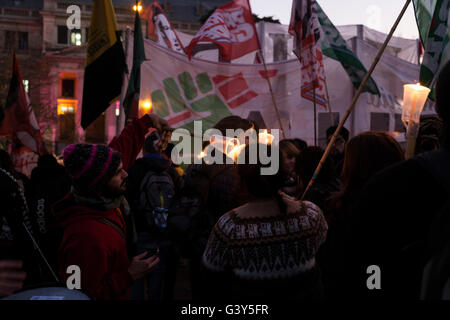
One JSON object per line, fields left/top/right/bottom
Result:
{"left": 249, "top": 0, "right": 419, "bottom": 40}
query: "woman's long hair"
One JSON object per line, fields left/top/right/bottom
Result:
{"left": 330, "top": 131, "right": 404, "bottom": 215}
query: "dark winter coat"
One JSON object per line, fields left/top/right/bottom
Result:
{"left": 53, "top": 115, "right": 154, "bottom": 300}
{"left": 0, "top": 167, "right": 47, "bottom": 286}
{"left": 29, "top": 162, "right": 71, "bottom": 270}
{"left": 346, "top": 147, "right": 450, "bottom": 299}
{"left": 126, "top": 153, "right": 181, "bottom": 235}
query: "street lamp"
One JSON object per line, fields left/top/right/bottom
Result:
{"left": 140, "top": 100, "right": 152, "bottom": 114}
{"left": 133, "top": 2, "right": 143, "bottom": 12}
{"left": 401, "top": 83, "right": 431, "bottom": 159}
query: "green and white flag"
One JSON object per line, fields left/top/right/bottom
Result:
{"left": 415, "top": 0, "right": 450, "bottom": 93}
{"left": 413, "top": 0, "right": 437, "bottom": 45}
{"left": 315, "top": 1, "right": 380, "bottom": 95}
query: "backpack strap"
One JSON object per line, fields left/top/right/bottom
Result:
{"left": 97, "top": 218, "right": 126, "bottom": 241}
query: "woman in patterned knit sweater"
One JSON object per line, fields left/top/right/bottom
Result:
{"left": 201, "top": 143, "right": 328, "bottom": 300}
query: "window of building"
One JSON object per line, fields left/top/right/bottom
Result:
{"left": 165, "top": 1, "right": 171, "bottom": 12}
{"left": 58, "top": 26, "right": 68, "bottom": 44}
{"left": 18, "top": 32, "right": 28, "bottom": 50}
{"left": 85, "top": 27, "right": 89, "bottom": 43}
{"left": 4, "top": 31, "right": 16, "bottom": 50}
{"left": 23, "top": 80, "right": 29, "bottom": 94}
{"left": 57, "top": 2, "right": 68, "bottom": 9}
{"left": 270, "top": 34, "right": 288, "bottom": 62}
{"left": 181, "top": 24, "right": 188, "bottom": 30}
{"left": 394, "top": 113, "right": 405, "bottom": 133}
{"left": 62, "top": 79, "right": 75, "bottom": 98}
{"left": 370, "top": 112, "right": 390, "bottom": 132}
{"left": 57, "top": 99, "right": 77, "bottom": 143}
{"left": 70, "top": 29, "right": 82, "bottom": 46}
{"left": 196, "top": 4, "right": 204, "bottom": 16}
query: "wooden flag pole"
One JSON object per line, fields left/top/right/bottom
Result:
{"left": 247, "top": 0, "right": 286, "bottom": 139}
{"left": 258, "top": 50, "right": 287, "bottom": 139}
{"left": 313, "top": 84, "right": 317, "bottom": 146}
{"left": 300, "top": 0, "right": 412, "bottom": 200}
{"left": 325, "top": 75, "right": 334, "bottom": 126}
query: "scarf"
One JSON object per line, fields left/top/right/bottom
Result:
{"left": 71, "top": 186, "right": 130, "bottom": 214}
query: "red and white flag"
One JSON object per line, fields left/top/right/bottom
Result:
{"left": 186, "top": 0, "right": 260, "bottom": 61}
{"left": 143, "top": 1, "right": 185, "bottom": 54}
{"left": 0, "top": 52, "right": 46, "bottom": 155}
{"left": 289, "top": 0, "right": 327, "bottom": 108}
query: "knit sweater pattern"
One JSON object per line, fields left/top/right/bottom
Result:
{"left": 202, "top": 201, "right": 328, "bottom": 280}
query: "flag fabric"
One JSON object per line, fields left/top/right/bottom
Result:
{"left": 140, "top": 39, "right": 298, "bottom": 133}
{"left": 415, "top": 0, "right": 450, "bottom": 92}
{"left": 123, "top": 10, "right": 146, "bottom": 121}
{"left": 143, "top": 1, "right": 185, "bottom": 54}
{"left": 254, "top": 51, "right": 263, "bottom": 64}
{"left": 186, "top": 0, "right": 260, "bottom": 61}
{"left": 0, "top": 52, "right": 45, "bottom": 154}
{"left": 138, "top": 36, "right": 412, "bottom": 144}
{"left": 11, "top": 145, "right": 39, "bottom": 178}
{"left": 413, "top": 0, "right": 437, "bottom": 46}
{"left": 289, "top": 0, "right": 327, "bottom": 109}
{"left": 81, "top": 0, "right": 126, "bottom": 129}
{"left": 315, "top": 1, "right": 380, "bottom": 95}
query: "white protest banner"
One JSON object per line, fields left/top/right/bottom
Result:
{"left": 140, "top": 39, "right": 302, "bottom": 136}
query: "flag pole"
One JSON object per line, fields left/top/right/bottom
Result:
{"left": 313, "top": 84, "right": 317, "bottom": 146}
{"left": 325, "top": 75, "right": 334, "bottom": 126}
{"left": 247, "top": 0, "right": 286, "bottom": 139}
{"left": 300, "top": 0, "right": 412, "bottom": 200}
{"left": 257, "top": 50, "right": 286, "bottom": 139}
{"left": 117, "top": 27, "right": 131, "bottom": 136}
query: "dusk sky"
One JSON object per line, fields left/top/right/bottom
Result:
{"left": 248, "top": 0, "right": 419, "bottom": 40}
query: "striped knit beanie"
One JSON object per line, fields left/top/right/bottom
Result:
{"left": 63, "top": 144, "right": 122, "bottom": 191}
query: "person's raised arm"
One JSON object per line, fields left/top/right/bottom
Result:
{"left": 108, "top": 114, "right": 171, "bottom": 171}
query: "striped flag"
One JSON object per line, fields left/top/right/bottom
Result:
{"left": 0, "top": 52, "right": 45, "bottom": 154}
{"left": 81, "top": 0, "right": 126, "bottom": 129}
{"left": 414, "top": 0, "right": 450, "bottom": 97}
{"left": 315, "top": 1, "right": 379, "bottom": 95}
{"left": 143, "top": 1, "right": 185, "bottom": 54}
{"left": 413, "top": 0, "right": 437, "bottom": 46}
{"left": 289, "top": 0, "right": 328, "bottom": 108}
{"left": 186, "top": 0, "right": 260, "bottom": 61}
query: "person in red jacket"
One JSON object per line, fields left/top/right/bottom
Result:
{"left": 53, "top": 114, "right": 170, "bottom": 300}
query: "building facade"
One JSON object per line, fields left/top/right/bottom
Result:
{"left": 0, "top": 0, "right": 228, "bottom": 154}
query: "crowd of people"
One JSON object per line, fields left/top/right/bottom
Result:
{"left": 1, "top": 63, "right": 450, "bottom": 301}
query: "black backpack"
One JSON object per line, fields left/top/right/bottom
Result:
{"left": 138, "top": 170, "right": 176, "bottom": 234}
{"left": 416, "top": 148, "right": 450, "bottom": 300}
